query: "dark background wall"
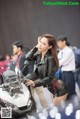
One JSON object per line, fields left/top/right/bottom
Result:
{"left": 0, "top": 0, "right": 80, "bottom": 55}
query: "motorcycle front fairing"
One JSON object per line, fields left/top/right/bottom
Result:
{"left": 0, "top": 70, "right": 33, "bottom": 116}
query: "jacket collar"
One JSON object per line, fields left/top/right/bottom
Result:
{"left": 37, "top": 51, "right": 51, "bottom": 65}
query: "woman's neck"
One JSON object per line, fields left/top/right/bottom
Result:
{"left": 41, "top": 50, "right": 48, "bottom": 60}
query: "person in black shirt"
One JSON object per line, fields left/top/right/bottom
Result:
{"left": 24, "top": 34, "right": 68, "bottom": 105}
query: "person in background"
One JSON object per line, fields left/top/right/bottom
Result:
{"left": 0, "top": 54, "right": 11, "bottom": 84}
{"left": 5, "top": 54, "right": 11, "bottom": 60}
{"left": 0, "top": 55, "right": 5, "bottom": 84}
{"left": 73, "top": 48, "right": 80, "bottom": 90}
{"left": 66, "top": 42, "right": 80, "bottom": 91}
{"left": 5, "top": 53, "right": 11, "bottom": 69}
{"left": 57, "top": 35, "right": 76, "bottom": 99}
{"left": 12, "top": 41, "right": 31, "bottom": 76}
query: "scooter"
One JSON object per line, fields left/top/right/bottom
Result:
{"left": 0, "top": 70, "right": 36, "bottom": 119}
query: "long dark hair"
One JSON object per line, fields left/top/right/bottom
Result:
{"left": 41, "top": 34, "right": 59, "bottom": 72}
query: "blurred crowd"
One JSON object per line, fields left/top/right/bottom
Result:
{"left": 0, "top": 34, "right": 80, "bottom": 119}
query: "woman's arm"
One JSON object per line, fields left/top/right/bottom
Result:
{"left": 26, "top": 72, "right": 38, "bottom": 80}
{"left": 22, "top": 47, "right": 38, "bottom": 74}
{"left": 26, "top": 47, "right": 38, "bottom": 60}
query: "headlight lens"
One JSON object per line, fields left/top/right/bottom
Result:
{"left": 0, "top": 98, "right": 18, "bottom": 110}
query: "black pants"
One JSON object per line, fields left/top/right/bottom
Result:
{"left": 61, "top": 71, "right": 76, "bottom": 99}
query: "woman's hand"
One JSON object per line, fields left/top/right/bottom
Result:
{"left": 35, "top": 44, "right": 39, "bottom": 49}
{"left": 38, "top": 36, "right": 41, "bottom": 44}
{"left": 27, "top": 80, "right": 35, "bottom": 86}
{"left": 35, "top": 36, "right": 41, "bottom": 49}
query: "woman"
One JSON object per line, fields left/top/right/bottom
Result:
{"left": 24, "top": 34, "right": 68, "bottom": 105}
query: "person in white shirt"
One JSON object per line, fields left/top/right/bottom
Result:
{"left": 57, "top": 35, "right": 76, "bottom": 99}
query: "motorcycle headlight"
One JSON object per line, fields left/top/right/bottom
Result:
{"left": 0, "top": 98, "right": 18, "bottom": 110}
{"left": 5, "top": 102, "right": 18, "bottom": 110}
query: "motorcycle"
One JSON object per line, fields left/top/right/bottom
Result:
{"left": 0, "top": 70, "right": 36, "bottom": 119}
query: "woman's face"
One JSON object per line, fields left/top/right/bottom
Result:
{"left": 38, "top": 37, "right": 52, "bottom": 53}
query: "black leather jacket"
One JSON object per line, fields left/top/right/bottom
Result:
{"left": 24, "top": 47, "right": 57, "bottom": 87}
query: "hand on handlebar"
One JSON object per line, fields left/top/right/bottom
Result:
{"left": 24, "top": 79, "right": 35, "bottom": 87}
